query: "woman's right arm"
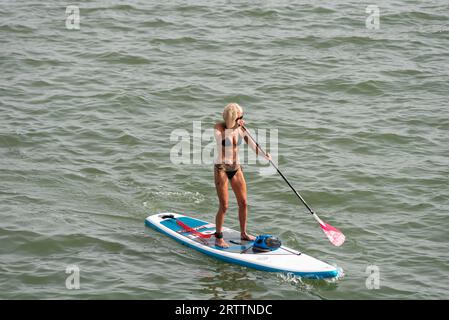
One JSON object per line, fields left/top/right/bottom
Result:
{"left": 214, "top": 123, "right": 223, "bottom": 143}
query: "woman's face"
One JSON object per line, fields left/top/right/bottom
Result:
{"left": 236, "top": 111, "right": 243, "bottom": 120}
{"left": 234, "top": 111, "right": 244, "bottom": 127}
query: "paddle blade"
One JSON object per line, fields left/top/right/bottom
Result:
{"left": 320, "top": 222, "right": 345, "bottom": 246}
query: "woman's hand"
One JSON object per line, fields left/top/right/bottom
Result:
{"left": 236, "top": 119, "right": 246, "bottom": 127}
{"left": 264, "top": 152, "right": 272, "bottom": 161}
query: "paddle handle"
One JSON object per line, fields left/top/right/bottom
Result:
{"left": 241, "top": 125, "right": 315, "bottom": 215}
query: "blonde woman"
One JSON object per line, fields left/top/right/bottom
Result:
{"left": 214, "top": 103, "right": 271, "bottom": 248}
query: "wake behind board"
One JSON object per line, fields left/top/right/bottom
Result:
{"left": 145, "top": 213, "right": 340, "bottom": 279}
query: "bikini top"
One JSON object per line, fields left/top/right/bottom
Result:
{"left": 222, "top": 134, "right": 243, "bottom": 147}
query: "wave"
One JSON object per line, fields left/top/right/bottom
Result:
{"left": 150, "top": 36, "right": 199, "bottom": 46}
{"left": 145, "top": 190, "right": 205, "bottom": 205}
{"left": 0, "top": 23, "right": 35, "bottom": 33}
{"left": 83, "top": 4, "right": 140, "bottom": 14}
{"left": 139, "top": 18, "right": 174, "bottom": 28}
{"left": 96, "top": 52, "right": 151, "bottom": 65}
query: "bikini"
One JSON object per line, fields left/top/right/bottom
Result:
{"left": 215, "top": 134, "right": 244, "bottom": 180}
{"left": 222, "top": 135, "right": 243, "bottom": 147}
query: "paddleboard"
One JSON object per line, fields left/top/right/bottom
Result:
{"left": 145, "top": 213, "right": 340, "bottom": 279}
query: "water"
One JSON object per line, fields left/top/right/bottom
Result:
{"left": 1, "top": 0, "right": 448, "bottom": 299}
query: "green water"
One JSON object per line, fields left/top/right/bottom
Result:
{"left": 1, "top": 0, "right": 448, "bottom": 299}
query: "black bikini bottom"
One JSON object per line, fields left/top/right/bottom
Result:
{"left": 214, "top": 164, "right": 242, "bottom": 180}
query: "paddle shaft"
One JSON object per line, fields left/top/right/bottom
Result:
{"left": 241, "top": 125, "right": 316, "bottom": 216}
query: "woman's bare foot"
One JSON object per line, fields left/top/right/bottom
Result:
{"left": 241, "top": 233, "right": 256, "bottom": 241}
{"left": 215, "top": 238, "right": 229, "bottom": 248}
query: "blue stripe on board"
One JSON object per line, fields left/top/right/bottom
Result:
{"left": 153, "top": 217, "right": 251, "bottom": 252}
{"left": 160, "top": 216, "right": 209, "bottom": 232}
{"left": 145, "top": 219, "right": 339, "bottom": 279}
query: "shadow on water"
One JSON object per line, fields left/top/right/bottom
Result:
{"left": 192, "top": 262, "right": 344, "bottom": 299}
{"left": 194, "top": 265, "right": 262, "bottom": 299}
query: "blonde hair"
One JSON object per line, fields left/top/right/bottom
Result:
{"left": 222, "top": 103, "right": 243, "bottom": 129}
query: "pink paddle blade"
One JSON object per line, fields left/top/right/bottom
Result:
{"left": 320, "top": 223, "right": 345, "bottom": 246}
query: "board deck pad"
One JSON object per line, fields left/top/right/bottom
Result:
{"left": 160, "top": 216, "right": 257, "bottom": 253}
{"left": 146, "top": 213, "right": 341, "bottom": 279}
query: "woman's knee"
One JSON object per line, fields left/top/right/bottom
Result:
{"left": 237, "top": 198, "right": 247, "bottom": 209}
{"left": 219, "top": 201, "right": 229, "bottom": 212}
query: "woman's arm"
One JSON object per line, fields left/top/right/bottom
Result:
{"left": 242, "top": 129, "right": 259, "bottom": 155}
{"left": 239, "top": 125, "right": 271, "bottom": 160}
{"left": 214, "top": 123, "right": 223, "bottom": 143}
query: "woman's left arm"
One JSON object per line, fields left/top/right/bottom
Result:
{"left": 239, "top": 124, "right": 271, "bottom": 161}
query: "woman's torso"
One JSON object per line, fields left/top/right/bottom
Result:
{"left": 215, "top": 122, "right": 244, "bottom": 165}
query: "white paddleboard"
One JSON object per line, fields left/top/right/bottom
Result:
{"left": 145, "top": 213, "right": 340, "bottom": 279}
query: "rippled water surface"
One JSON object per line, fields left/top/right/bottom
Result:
{"left": 1, "top": 0, "right": 449, "bottom": 299}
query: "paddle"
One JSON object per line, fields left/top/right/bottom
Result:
{"left": 241, "top": 125, "right": 346, "bottom": 247}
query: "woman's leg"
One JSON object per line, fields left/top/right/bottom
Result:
{"left": 214, "top": 167, "right": 229, "bottom": 247}
{"left": 230, "top": 168, "right": 255, "bottom": 241}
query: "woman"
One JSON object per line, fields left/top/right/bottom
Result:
{"left": 214, "top": 103, "right": 271, "bottom": 248}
